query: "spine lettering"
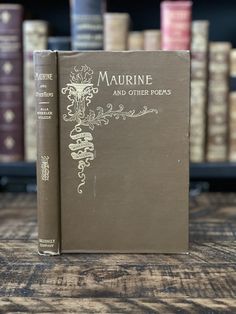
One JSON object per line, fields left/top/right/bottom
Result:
{"left": 34, "top": 51, "right": 60, "bottom": 255}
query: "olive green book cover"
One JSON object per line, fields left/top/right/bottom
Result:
{"left": 35, "top": 51, "right": 190, "bottom": 254}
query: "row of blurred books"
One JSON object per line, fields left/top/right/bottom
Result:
{"left": 0, "top": 0, "right": 235, "bottom": 164}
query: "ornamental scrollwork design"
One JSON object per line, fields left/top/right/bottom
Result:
{"left": 62, "top": 65, "right": 158, "bottom": 194}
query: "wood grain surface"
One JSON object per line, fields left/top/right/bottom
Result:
{"left": 0, "top": 192, "right": 235, "bottom": 313}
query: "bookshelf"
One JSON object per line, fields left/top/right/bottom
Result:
{"left": 1, "top": 0, "right": 236, "bottom": 191}
{"left": 0, "top": 162, "right": 36, "bottom": 192}
{"left": 2, "top": 0, "right": 236, "bottom": 46}
{"left": 3, "top": 162, "right": 236, "bottom": 180}
{"left": 1, "top": 162, "right": 236, "bottom": 192}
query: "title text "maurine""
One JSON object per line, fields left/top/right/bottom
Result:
{"left": 97, "top": 71, "right": 153, "bottom": 87}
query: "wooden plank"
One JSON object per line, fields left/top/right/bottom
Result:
{"left": 1, "top": 241, "right": 236, "bottom": 265}
{"left": 0, "top": 297, "right": 236, "bottom": 313}
{"left": 0, "top": 192, "right": 236, "bottom": 312}
{"left": 0, "top": 262, "right": 235, "bottom": 298}
{"left": 0, "top": 193, "right": 36, "bottom": 209}
{"left": 190, "top": 222, "right": 236, "bottom": 241}
{"left": 190, "top": 193, "right": 236, "bottom": 222}
{"left": 0, "top": 208, "right": 37, "bottom": 240}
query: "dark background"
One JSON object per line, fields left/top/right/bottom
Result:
{"left": 2, "top": 0, "right": 236, "bottom": 47}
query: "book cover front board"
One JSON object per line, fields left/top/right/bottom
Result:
{"left": 58, "top": 51, "right": 190, "bottom": 253}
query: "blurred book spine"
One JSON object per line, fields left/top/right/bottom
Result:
{"left": 161, "top": 1, "right": 192, "bottom": 50}
{"left": 206, "top": 42, "right": 231, "bottom": 162}
{"left": 143, "top": 30, "right": 161, "bottom": 50}
{"left": 23, "top": 20, "right": 48, "bottom": 161}
{"left": 190, "top": 21, "right": 209, "bottom": 163}
{"left": 229, "top": 51, "right": 236, "bottom": 161}
{"left": 104, "top": 13, "right": 130, "bottom": 51}
{"left": 230, "top": 49, "right": 236, "bottom": 91}
{"left": 0, "top": 4, "right": 23, "bottom": 162}
{"left": 128, "top": 31, "right": 144, "bottom": 50}
{"left": 229, "top": 92, "right": 236, "bottom": 161}
{"left": 47, "top": 36, "right": 71, "bottom": 50}
{"left": 70, "top": 0, "right": 103, "bottom": 50}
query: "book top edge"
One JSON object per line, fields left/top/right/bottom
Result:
{"left": 192, "top": 20, "right": 209, "bottom": 25}
{"left": 104, "top": 12, "right": 130, "bottom": 18}
{"left": 210, "top": 42, "right": 232, "bottom": 50}
{"left": 33, "top": 50, "right": 190, "bottom": 54}
{"left": 0, "top": 4, "right": 22, "bottom": 9}
{"left": 161, "top": 1, "right": 192, "bottom": 8}
{"left": 23, "top": 20, "right": 49, "bottom": 25}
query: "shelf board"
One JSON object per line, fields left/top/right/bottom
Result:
{"left": 0, "top": 162, "right": 36, "bottom": 177}
{"left": 1, "top": 162, "right": 236, "bottom": 179}
{"left": 190, "top": 162, "right": 236, "bottom": 179}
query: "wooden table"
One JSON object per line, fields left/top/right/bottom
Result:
{"left": 0, "top": 193, "right": 236, "bottom": 313}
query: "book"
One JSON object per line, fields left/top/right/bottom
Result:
{"left": 161, "top": 1, "right": 192, "bottom": 50}
{"left": 143, "top": 30, "right": 161, "bottom": 51}
{"left": 47, "top": 36, "right": 71, "bottom": 50}
{"left": 0, "top": 4, "right": 23, "bottom": 162}
{"left": 104, "top": 13, "right": 130, "bottom": 51}
{"left": 206, "top": 42, "right": 231, "bottom": 162}
{"left": 34, "top": 50, "right": 190, "bottom": 255}
{"left": 23, "top": 20, "right": 48, "bottom": 161}
{"left": 229, "top": 51, "right": 236, "bottom": 161}
{"left": 230, "top": 49, "right": 236, "bottom": 91}
{"left": 190, "top": 21, "right": 209, "bottom": 163}
{"left": 70, "top": 0, "right": 103, "bottom": 50}
{"left": 128, "top": 31, "right": 144, "bottom": 50}
{"left": 35, "top": 51, "right": 60, "bottom": 254}
{"left": 229, "top": 92, "right": 236, "bottom": 161}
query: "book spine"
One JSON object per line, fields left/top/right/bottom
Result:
{"left": 34, "top": 50, "right": 60, "bottom": 255}
{"left": 190, "top": 21, "right": 209, "bottom": 163}
{"left": 229, "top": 92, "right": 236, "bottom": 161}
{"left": 128, "top": 31, "right": 144, "bottom": 50}
{"left": 23, "top": 21, "right": 48, "bottom": 161}
{"left": 0, "top": 4, "right": 23, "bottom": 162}
{"left": 70, "top": 0, "right": 103, "bottom": 50}
{"left": 161, "top": 1, "right": 192, "bottom": 50}
{"left": 229, "top": 51, "right": 236, "bottom": 161}
{"left": 206, "top": 42, "right": 231, "bottom": 162}
{"left": 104, "top": 13, "right": 130, "bottom": 51}
{"left": 230, "top": 49, "right": 236, "bottom": 91}
{"left": 144, "top": 30, "right": 161, "bottom": 51}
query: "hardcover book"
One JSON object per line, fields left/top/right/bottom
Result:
{"left": 206, "top": 42, "right": 231, "bottom": 162}
{"left": 144, "top": 30, "right": 161, "bottom": 51}
{"left": 230, "top": 49, "right": 236, "bottom": 92}
{"left": 0, "top": 4, "right": 23, "bottom": 162}
{"left": 229, "top": 51, "right": 236, "bottom": 161}
{"left": 70, "top": 0, "right": 103, "bottom": 50}
{"left": 104, "top": 13, "right": 130, "bottom": 51}
{"left": 128, "top": 31, "right": 144, "bottom": 50}
{"left": 229, "top": 92, "right": 236, "bottom": 161}
{"left": 23, "top": 20, "right": 48, "bottom": 161}
{"left": 190, "top": 21, "right": 209, "bottom": 163}
{"left": 161, "top": 1, "right": 192, "bottom": 50}
{"left": 34, "top": 50, "right": 190, "bottom": 255}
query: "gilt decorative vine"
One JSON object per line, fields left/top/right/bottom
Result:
{"left": 62, "top": 65, "right": 158, "bottom": 194}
